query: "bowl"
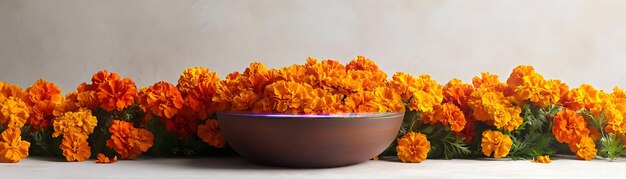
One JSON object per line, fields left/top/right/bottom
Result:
{"left": 217, "top": 112, "right": 404, "bottom": 168}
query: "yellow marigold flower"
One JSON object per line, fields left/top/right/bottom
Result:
{"left": 177, "top": 67, "right": 220, "bottom": 96}
{"left": 197, "top": 119, "right": 225, "bottom": 148}
{"left": 95, "top": 153, "right": 118, "bottom": 164}
{"left": 552, "top": 109, "right": 590, "bottom": 144}
{"left": 568, "top": 136, "right": 597, "bottom": 160}
{"left": 52, "top": 108, "right": 97, "bottom": 138}
{"left": 533, "top": 155, "right": 551, "bottom": 163}
{"left": 0, "top": 97, "right": 29, "bottom": 129}
{"left": 138, "top": 81, "right": 184, "bottom": 119}
{"left": 481, "top": 130, "right": 512, "bottom": 158}
{"left": 346, "top": 56, "right": 380, "bottom": 72}
{"left": 0, "top": 128, "right": 30, "bottom": 163}
{"left": 0, "top": 82, "right": 26, "bottom": 103}
{"left": 396, "top": 132, "right": 430, "bottom": 163}
{"left": 443, "top": 79, "right": 474, "bottom": 111}
{"left": 60, "top": 133, "right": 91, "bottom": 162}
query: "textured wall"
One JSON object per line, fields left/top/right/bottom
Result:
{"left": 1, "top": 0, "right": 626, "bottom": 92}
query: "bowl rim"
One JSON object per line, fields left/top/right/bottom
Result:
{"left": 217, "top": 111, "right": 405, "bottom": 119}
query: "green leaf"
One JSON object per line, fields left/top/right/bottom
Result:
{"left": 599, "top": 133, "right": 625, "bottom": 161}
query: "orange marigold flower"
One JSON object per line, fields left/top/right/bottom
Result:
{"left": 390, "top": 72, "right": 443, "bottom": 113}
{"left": 276, "top": 64, "right": 307, "bottom": 83}
{"left": 25, "top": 79, "right": 63, "bottom": 105}
{"left": 28, "top": 101, "right": 57, "bottom": 131}
{"left": 231, "top": 89, "right": 260, "bottom": 112}
{"left": 304, "top": 58, "right": 347, "bottom": 90}
{"left": 183, "top": 80, "right": 223, "bottom": 120}
{"left": 106, "top": 120, "right": 154, "bottom": 159}
{"left": 0, "top": 97, "right": 29, "bottom": 129}
{"left": 506, "top": 66, "right": 562, "bottom": 107}
{"left": 533, "top": 155, "right": 551, "bottom": 163}
{"left": 429, "top": 103, "right": 467, "bottom": 132}
{"left": 603, "top": 103, "right": 626, "bottom": 134}
{"left": 0, "top": 128, "right": 30, "bottom": 163}
{"left": 97, "top": 78, "right": 138, "bottom": 111}
{"left": 468, "top": 91, "right": 522, "bottom": 131}
{"left": 481, "top": 130, "right": 512, "bottom": 158}
{"left": 560, "top": 84, "right": 602, "bottom": 111}
{"left": 455, "top": 116, "right": 476, "bottom": 144}
{"left": 346, "top": 56, "right": 380, "bottom": 72}
{"left": 163, "top": 112, "right": 197, "bottom": 139}
{"left": 373, "top": 87, "right": 405, "bottom": 113}
{"left": 568, "top": 136, "right": 597, "bottom": 160}
{"left": 52, "top": 108, "right": 97, "bottom": 138}
{"left": 344, "top": 91, "right": 380, "bottom": 113}
{"left": 139, "top": 81, "right": 184, "bottom": 119}
{"left": 95, "top": 153, "right": 118, "bottom": 164}
{"left": 60, "top": 133, "right": 91, "bottom": 162}
{"left": 263, "top": 81, "right": 312, "bottom": 114}
{"left": 197, "top": 119, "right": 226, "bottom": 148}
{"left": 0, "top": 82, "right": 26, "bottom": 103}
{"left": 177, "top": 67, "right": 220, "bottom": 96}
{"left": 396, "top": 132, "right": 430, "bottom": 163}
{"left": 552, "top": 109, "right": 590, "bottom": 144}
{"left": 76, "top": 90, "right": 99, "bottom": 110}
{"left": 443, "top": 79, "right": 474, "bottom": 111}
{"left": 472, "top": 72, "right": 512, "bottom": 95}
{"left": 304, "top": 89, "right": 345, "bottom": 114}
{"left": 91, "top": 70, "right": 120, "bottom": 86}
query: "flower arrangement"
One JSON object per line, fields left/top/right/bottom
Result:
{"left": 1, "top": 57, "right": 626, "bottom": 165}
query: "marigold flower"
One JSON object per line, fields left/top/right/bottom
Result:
{"left": 428, "top": 103, "right": 467, "bottom": 132}
{"left": 177, "top": 67, "right": 221, "bottom": 96}
{"left": 533, "top": 155, "right": 551, "bottom": 163}
{"left": 472, "top": 72, "right": 512, "bottom": 95}
{"left": 346, "top": 56, "right": 380, "bottom": 72}
{"left": 469, "top": 91, "right": 522, "bottom": 131}
{"left": 481, "top": 130, "right": 512, "bottom": 158}
{"left": 443, "top": 79, "right": 474, "bottom": 111}
{"left": 344, "top": 91, "right": 380, "bottom": 113}
{"left": 197, "top": 119, "right": 225, "bottom": 148}
{"left": 95, "top": 153, "right": 118, "bottom": 164}
{"left": 396, "top": 132, "right": 430, "bottom": 163}
{"left": 96, "top": 78, "right": 138, "bottom": 111}
{"left": 91, "top": 70, "right": 121, "bottom": 86}
{"left": 52, "top": 108, "right": 97, "bottom": 138}
{"left": 60, "top": 133, "right": 91, "bottom": 162}
{"left": 139, "top": 81, "right": 184, "bottom": 119}
{"left": 25, "top": 79, "right": 63, "bottom": 105}
{"left": 568, "top": 136, "right": 597, "bottom": 160}
{"left": 28, "top": 101, "right": 57, "bottom": 131}
{"left": 304, "top": 58, "right": 347, "bottom": 90}
{"left": 304, "top": 89, "right": 345, "bottom": 114}
{"left": 552, "top": 109, "right": 590, "bottom": 144}
{"left": 262, "top": 81, "right": 312, "bottom": 114}
{"left": 391, "top": 72, "right": 443, "bottom": 113}
{"left": 163, "top": 112, "right": 197, "bottom": 139}
{"left": 0, "top": 128, "right": 30, "bottom": 163}
{"left": 0, "top": 82, "right": 26, "bottom": 103}
{"left": 0, "top": 97, "right": 29, "bottom": 129}
{"left": 183, "top": 80, "right": 223, "bottom": 120}
{"left": 106, "top": 120, "right": 154, "bottom": 159}
{"left": 76, "top": 90, "right": 99, "bottom": 110}
{"left": 560, "top": 84, "right": 602, "bottom": 111}
{"left": 506, "top": 66, "right": 562, "bottom": 107}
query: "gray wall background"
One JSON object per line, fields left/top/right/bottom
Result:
{"left": 1, "top": 0, "right": 625, "bottom": 92}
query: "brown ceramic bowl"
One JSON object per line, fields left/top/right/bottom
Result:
{"left": 217, "top": 112, "right": 404, "bottom": 168}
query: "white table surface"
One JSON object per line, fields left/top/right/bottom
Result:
{"left": 2, "top": 155, "right": 624, "bottom": 178}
